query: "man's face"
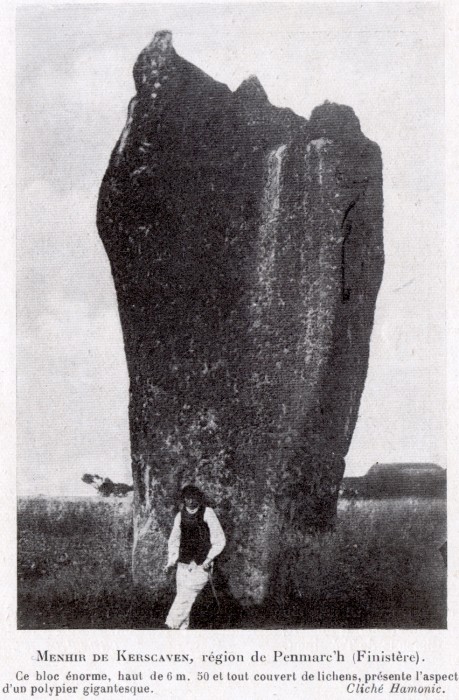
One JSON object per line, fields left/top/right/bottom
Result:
{"left": 185, "top": 495, "right": 199, "bottom": 510}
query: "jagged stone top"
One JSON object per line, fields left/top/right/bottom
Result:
{"left": 133, "top": 30, "right": 177, "bottom": 93}
{"left": 132, "top": 31, "right": 365, "bottom": 144}
{"left": 234, "top": 75, "right": 269, "bottom": 103}
{"left": 148, "top": 29, "right": 173, "bottom": 52}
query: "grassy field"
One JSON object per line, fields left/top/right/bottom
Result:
{"left": 17, "top": 495, "right": 446, "bottom": 629}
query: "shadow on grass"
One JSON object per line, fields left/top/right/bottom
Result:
{"left": 18, "top": 585, "right": 171, "bottom": 630}
{"left": 18, "top": 574, "right": 446, "bottom": 630}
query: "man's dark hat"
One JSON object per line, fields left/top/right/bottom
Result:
{"left": 180, "top": 484, "right": 204, "bottom": 503}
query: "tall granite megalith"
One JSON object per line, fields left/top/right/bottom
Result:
{"left": 97, "top": 31, "right": 384, "bottom": 605}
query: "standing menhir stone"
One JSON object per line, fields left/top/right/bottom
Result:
{"left": 97, "top": 31, "right": 384, "bottom": 607}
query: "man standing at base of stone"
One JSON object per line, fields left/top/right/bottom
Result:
{"left": 164, "top": 485, "right": 226, "bottom": 629}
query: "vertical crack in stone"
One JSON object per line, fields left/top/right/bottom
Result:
{"left": 253, "top": 144, "right": 287, "bottom": 322}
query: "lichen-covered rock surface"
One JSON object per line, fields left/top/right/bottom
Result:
{"left": 97, "top": 30, "right": 384, "bottom": 606}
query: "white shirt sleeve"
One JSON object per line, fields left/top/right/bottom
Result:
{"left": 203, "top": 507, "right": 226, "bottom": 563}
{"left": 166, "top": 512, "right": 182, "bottom": 567}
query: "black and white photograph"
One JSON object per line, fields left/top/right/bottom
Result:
{"left": 15, "top": 2, "right": 447, "bottom": 636}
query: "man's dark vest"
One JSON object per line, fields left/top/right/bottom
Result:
{"left": 179, "top": 505, "right": 211, "bottom": 565}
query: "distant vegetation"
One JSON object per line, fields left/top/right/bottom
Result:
{"left": 341, "top": 463, "right": 446, "bottom": 499}
{"left": 17, "top": 495, "right": 446, "bottom": 629}
{"left": 82, "top": 474, "right": 134, "bottom": 497}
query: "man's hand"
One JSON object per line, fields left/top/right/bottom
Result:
{"left": 163, "top": 563, "right": 174, "bottom": 574}
{"left": 202, "top": 559, "right": 212, "bottom": 572}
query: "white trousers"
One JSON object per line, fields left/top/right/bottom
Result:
{"left": 165, "top": 562, "right": 209, "bottom": 629}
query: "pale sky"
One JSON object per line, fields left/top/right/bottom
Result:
{"left": 16, "top": 3, "right": 445, "bottom": 497}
